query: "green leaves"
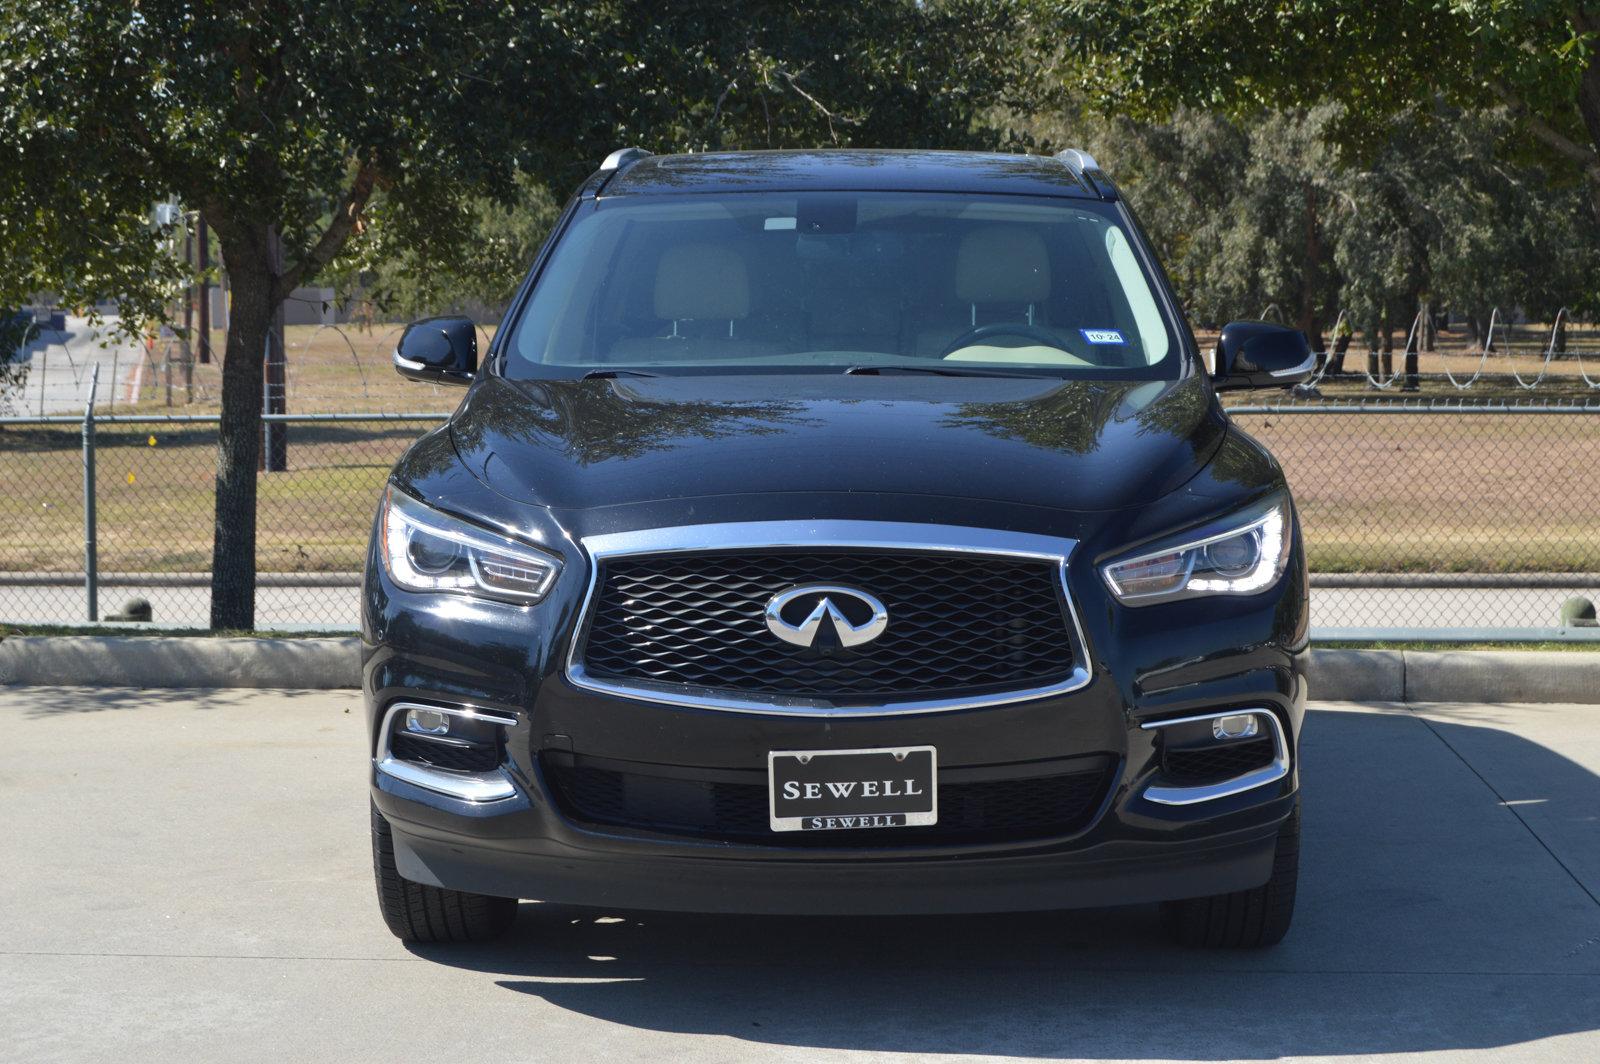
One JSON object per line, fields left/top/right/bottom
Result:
{"left": 1, "top": 0, "right": 1023, "bottom": 329}
{"left": 1019, "top": 97, "right": 1600, "bottom": 333}
{"left": 1036, "top": 0, "right": 1600, "bottom": 214}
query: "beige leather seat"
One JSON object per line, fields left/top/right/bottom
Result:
{"left": 915, "top": 227, "right": 1054, "bottom": 358}
{"left": 609, "top": 243, "right": 777, "bottom": 363}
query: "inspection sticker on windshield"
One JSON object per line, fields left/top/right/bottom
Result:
{"left": 1081, "top": 329, "right": 1125, "bottom": 344}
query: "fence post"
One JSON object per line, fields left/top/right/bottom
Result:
{"left": 82, "top": 364, "right": 100, "bottom": 622}
{"left": 37, "top": 345, "right": 47, "bottom": 416}
{"left": 262, "top": 343, "right": 269, "bottom": 466}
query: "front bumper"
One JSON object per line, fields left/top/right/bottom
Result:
{"left": 369, "top": 649, "right": 1305, "bottom": 914}
{"left": 364, "top": 499, "right": 1309, "bottom": 915}
{"left": 378, "top": 781, "right": 1287, "bottom": 915}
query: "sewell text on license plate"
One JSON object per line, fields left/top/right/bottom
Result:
{"left": 767, "top": 746, "right": 937, "bottom": 832}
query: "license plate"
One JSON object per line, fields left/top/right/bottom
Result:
{"left": 767, "top": 746, "right": 937, "bottom": 832}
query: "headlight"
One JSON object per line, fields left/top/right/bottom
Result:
{"left": 379, "top": 486, "right": 560, "bottom": 604}
{"left": 1101, "top": 499, "right": 1291, "bottom": 605}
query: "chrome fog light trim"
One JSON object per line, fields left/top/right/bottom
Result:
{"left": 1140, "top": 709, "right": 1289, "bottom": 807}
{"left": 375, "top": 759, "right": 518, "bottom": 803}
{"left": 374, "top": 701, "right": 519, "bottom": 803}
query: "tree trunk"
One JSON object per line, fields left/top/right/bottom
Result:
{"left": 1577, "top": 32, "right": 1600, "bottom": 223}
{"left": 209, "top": 224, "right": 276, "bottom": 630}
{"left": 1296, "top": 180, "right": 1325, "bottom": 350}
{"left": 1402, "top": 293, "right": 1422, "bottom": 391}
{"left": 1379, "top": 311, "right": 1394, "bottom": 380}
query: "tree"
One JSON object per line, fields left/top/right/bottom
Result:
{"left": 0, "top": 1, "right": 611, "bottom": 627}
{"left": 1, "top": 0, "right": 1021, "bottom": 628}
{"left": 0, "top": 310, "right": 34, "bottom": 415}
{"left": 1041, "top": 1, "right": 1600, "bottom": 220}
{"left": 327, "top": 175, "right": 562, "bottom": 323}
{"left": 1012, "top": 93, "right": 1600, "bottom": 347}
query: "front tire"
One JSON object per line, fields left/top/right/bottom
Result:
{"left": 371, "top": 804, "right": 517, "bottom": 943}
{"left": 1162, "top": 799, "right": 1299, "bottom": 948}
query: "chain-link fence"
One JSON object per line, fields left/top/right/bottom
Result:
{"left": 1227, "top": 400, "right": 1600, "bottom": 636}
{"left": 2, "top": 383, "right": 1599, "bottom": 637}
{"left": 0, "top": 410, "right": 446, "bottom": 629}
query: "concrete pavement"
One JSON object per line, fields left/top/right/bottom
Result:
{"left": 2, "top": 689, "right": 1598, "bottom": 1063}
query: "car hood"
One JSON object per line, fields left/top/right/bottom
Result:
{"left": 448, "top": 372, "right": 1226, "bottom": 514}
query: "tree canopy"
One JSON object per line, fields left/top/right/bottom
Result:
{"left": 0, "top": 0, "right": 1019, "bottom": 627}
{"left": 1020, "top": 101, "right": 1600, "bottom": 343}
{"left": 4, "top": 0, "right": 1598, "bottom": 628}
{"left": 1043, "top": 1, "right": 1600, "bottom": 217}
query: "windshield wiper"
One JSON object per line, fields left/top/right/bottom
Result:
{"left": 580, "top": 368, "right": 660, "bottom": 380}
{"left": 843, "top": 364, "right": 1052, "bottom": 379}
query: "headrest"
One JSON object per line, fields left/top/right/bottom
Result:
{"left": 654, "top": 243, "right": 750, "bottom": 320}
{"left": 955, "top": 227, "right": 1051, "bottom": 304}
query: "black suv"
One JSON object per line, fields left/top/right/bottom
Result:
{"left": 365, "top": 148, "right": 1313, "bottom": 948}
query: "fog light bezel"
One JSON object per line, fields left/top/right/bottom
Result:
{"left": 374, "top": 701, "right": 520, "bottom": 803}
{"left": 1139, "top": 708, "right": 1290, "bottom": 806}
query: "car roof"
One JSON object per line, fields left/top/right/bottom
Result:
{"left": 598, "top": 149, "right": 1101, "bottom": 200}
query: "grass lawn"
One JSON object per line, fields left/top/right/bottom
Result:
{"left": 4, "top": 320, "right": 1597, "bottom": 577}
{"left": 0, "top": 420, "right": 437, "bottom": 573}
{"left": 2, "top": 409, "right": 1596, "bottom": 576}
{"left": 1228, "top": 410, "right": 1600, "bottom": 573}
{"left": 118, "top": 323, "right": 488, "bottom": 415}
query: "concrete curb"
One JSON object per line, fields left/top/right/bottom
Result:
{"left": 0, "top": 636, "right": 361, "bottom": 689}
{"left": 1, "top": 637, "right": 1597, "bottom": 702}
{"left": 1304, "top": 649, "right": 1600, "bottom": 703}
{"left": 1400, "top": 650, "right": 1600, "bottom": 705}
{"left": 1303, "top": 649, "right": 1405, "bottom": 702}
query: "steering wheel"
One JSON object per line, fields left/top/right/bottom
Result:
{"left": 938, "top": 322, "right": 1069, "bottom": 359}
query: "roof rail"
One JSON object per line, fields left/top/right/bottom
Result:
{"left": 600, "top": 147, "right": 652, "bottom": 172}
{"left": 1054, "top": 148, "right": 1117, "bottom": 200}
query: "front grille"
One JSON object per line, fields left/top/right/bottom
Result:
{"left": 1161, "top": 737, "right": 1276, "bottom": 785}
{"left": 578, "top": 550, "right": 1077, "bottom": 702}
{"left": 391, "top": 734, "right": 500, "bottom": 773}
{"left": 542, "top": 754, "right": 1114, "bottom": 847}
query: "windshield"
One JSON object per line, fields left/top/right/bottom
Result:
{"left": 503, "top": 192, "right": 1182, "bottom": 379}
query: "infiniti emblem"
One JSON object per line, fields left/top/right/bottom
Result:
{"left": 764, "top": 584, "right": 889, "bottom": 650}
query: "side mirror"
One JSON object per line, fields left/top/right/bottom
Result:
{"left": 394, "top": 316, "right": 477, "bottom": 385}
{"left": 1209, "top": 321, "right": 1314, "bottom": 390}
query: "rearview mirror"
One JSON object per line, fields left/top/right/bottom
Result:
{"left": 394, "top": 316, "right": 477, "bottom": 385}
{"left": 1209, "top": 321, "right": 1313, "bottom": 390}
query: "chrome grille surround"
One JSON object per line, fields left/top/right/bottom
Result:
{"left": 564, "top": 521, "right": 1091, "bottom": 716}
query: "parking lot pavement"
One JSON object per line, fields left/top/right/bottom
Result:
{"left": 2, "top": 690, "right": 1597, "bottom": 1064}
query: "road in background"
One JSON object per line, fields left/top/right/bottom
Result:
{"left": 2, "top": 690, "right": 1597, "bottom": 1062}
{"left": 9, "top": 314, "right": 145, "bottom": 414}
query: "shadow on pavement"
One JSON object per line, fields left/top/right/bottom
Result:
{"left": 410, "top": 707, "right": 1600, "bottom": 1058}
